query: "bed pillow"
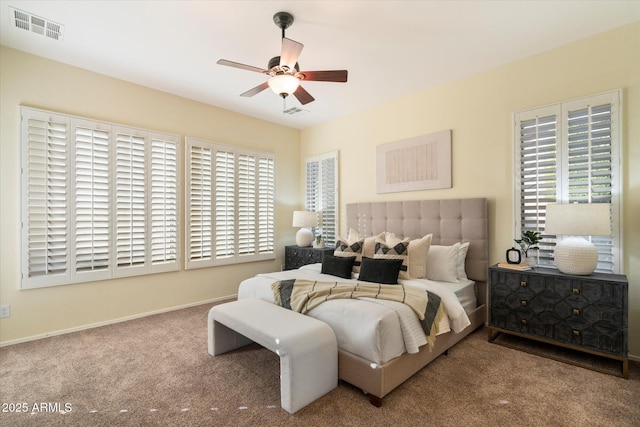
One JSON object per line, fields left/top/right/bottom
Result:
{"left": 334, "top": 237, "right": 364, "bottom": 273}
{"left": 407, "top": 234, "right": 433, "bottom": 279}
{"left": 358, "top": 257, "right": 404, "bottom": 285}
{"left": 456, "top": 241, "right": 470, "bottom": 280}
{"left": 425, "top": 243, "right": 460, "bottom": 283}
{"left": 348, "top": 229, "right": 385, "bottom": 258}
{"left": 373, "top": 235, "right": 410, "bottom": 279}
{"left": 321, "top": 254, "right": 356, "bottom": 279}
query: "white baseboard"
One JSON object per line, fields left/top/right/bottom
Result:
{"left": 0, "top": 295, "right": 236, "bottom": 347}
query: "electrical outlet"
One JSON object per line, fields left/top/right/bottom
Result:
{"left": 0, "top": 305, "right": 10, "bottom": 319}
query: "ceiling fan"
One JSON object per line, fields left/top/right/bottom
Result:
{"left": 217, "top": 11, "right": 348, "bottom": 106}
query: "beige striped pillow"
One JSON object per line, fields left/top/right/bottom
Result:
{"left": 374, "top": 235, "right": 410, "bottom": 280}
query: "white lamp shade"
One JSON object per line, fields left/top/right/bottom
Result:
{"left": 545, "top": 203, "right": 611, "bottom": 275}
{"left": 545, "top": 203, "right": 610, "bottom": 236}
{"left": 268, "top": 74, "right": 300, "bottom": 96}
{"left": 292, "top": 211, "right": 317, "bottom": 228}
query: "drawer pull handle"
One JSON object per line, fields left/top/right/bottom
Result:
{"left": 521, "top": 300, "right": 527, "bottom": 307}
{"left": 572, "top": 308, "right": 580, "bottom": 315}
{"left": 521, "top": 319, "right": 527, "bottom": 325}
{"left": 520, "top": 281, "right": 527, "bottom": 287}
{"left": 572, "top": 330, "right": 580, "bottom": 337}
{"left": 572, "top": 288, "right": 580, "bottom": 294}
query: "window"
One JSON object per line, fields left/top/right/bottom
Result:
{"left": 514, "top": 90, "right": 622, "bottom": 274}
{"left": 185, "top": 138, "right": 275, "bottom": 269}
{"left": 21, "top": 107, "right": 180, "bottom": 289}
{"left": 305, "top": 151, "right": 338, "bottom": 247}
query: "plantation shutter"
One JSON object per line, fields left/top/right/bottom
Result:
{"left": 185, "top": 138, "right": 275, "bottom": 269}
{"left": 258, "top": 156, "right": 275, "bottom": 254}
{"left": 22, "top": 110, "right": 70, "bottom": 288}
{"left": 305, "top": 151, "right": 338, "bottom": 247}
{"left": 74, "top": 120, "right": 111, "bottom": 282}
{"left": 150, "top": 135, "right": 179, "bottom": 271}
{"left": 515, "top": 106, "right": 559, "bottom": 268}
{"left": 21, "top": 107, "right": 180, "bottom": 289}
{"left": 305, "top": 160, "right": 319, "bottom": 214}
{"left": 237, "top": 150, "right": 276, "bottom": 259}
{"left": 238, "top": 152, "right": 257, "bottom": 257}
{"left": 185, "top": 142, "right": 213, "bottom": 269}
{"left": 514, "top": 91, "right": 621, "bottom": 274}
{"left": 114, "top": 127, "right": 146, "bottom": 275}
{"left": 320, "top": 155, "right": 338, "bottom": 246}
{"left": 562, "top": 95, "right": 620, "bottom": 273}
{"left": 214, "top": 146, "right": 236, "bottom": 263}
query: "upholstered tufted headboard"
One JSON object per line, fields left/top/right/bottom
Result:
{"left": 345, "top": 198, "right": 488, "bottom": 284}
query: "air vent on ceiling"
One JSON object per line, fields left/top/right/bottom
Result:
{"left": 10, "top": 7, "right": 64, "bottom": 41}
{"left": 283, "top": 106, "right": 308, "bottom": 116}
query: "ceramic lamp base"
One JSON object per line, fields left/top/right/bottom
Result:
{"left": 295, "top": 228, "right": 313, "bottom": 247}
{"left": 554, "top": 237, "right": 598, "bottom": 275}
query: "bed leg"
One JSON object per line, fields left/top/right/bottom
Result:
{"left": 369, "top": 395, "right": 382, "bottom": 407}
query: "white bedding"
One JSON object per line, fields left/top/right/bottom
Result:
{"left": 237, "top": 264, "right": 473, "bottom": 365}
{"left": 443, "top": 277, "right": 477, "bottom": 315}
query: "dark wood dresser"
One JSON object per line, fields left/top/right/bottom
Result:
{"left": 284, "top": 245, "right": 334, "bottom": 270}
{"left": 487, "top": 264, "right": 628, "bottom": 378}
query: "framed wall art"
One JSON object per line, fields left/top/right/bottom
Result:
{"left": 376, "top": 129, "right": 452, "bottom": 193}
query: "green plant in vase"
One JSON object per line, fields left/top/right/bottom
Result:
{"left": 514, "top": 230, "right": 541, "bottom": 266}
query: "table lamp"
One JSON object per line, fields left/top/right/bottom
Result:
{"left": 292, "top": 211, "right": 317, "bottom": 247}
{"left": 545, "top": 203, "right": 610, "bottom": 275}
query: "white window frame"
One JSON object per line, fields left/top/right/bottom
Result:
{"left": 305, "top": 151, "right": 339, "bottom": 247}
{"left": 185, "top": 137, "right": 276, "bottom": 269}
{"left": 513, "top": 90, "right": 622, "bottom": 274}
{"left": 20, "top": 107, "right": 181, "bottom": 289}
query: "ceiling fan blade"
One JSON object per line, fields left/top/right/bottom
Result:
{"left": 217, "top": 59, "right": 268, "bottom": 74}
{"left": 280, "top": 38, "right": 304, "bottom": 71}
{"left": 293, "top": 85, "right": 315, "bottom": 105}
{"left": 299, "top": 70, "right": 348, "bottom": 82}
{"left": 240, "top": 81, "right": 270, "bottom": 97}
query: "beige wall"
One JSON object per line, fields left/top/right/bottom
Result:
{"left": 301, "top": 22, "right": 640, "bottom": 357}
{"left": 0, "top": 46, "right": 301, "bottom": 344}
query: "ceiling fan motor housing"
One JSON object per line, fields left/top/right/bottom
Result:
{"left": 268, "top": 56, "right": 299, "bottom": 74}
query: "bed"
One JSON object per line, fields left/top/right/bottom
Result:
{"left": 238, "top": 198, "right": 488, "bottom": 406}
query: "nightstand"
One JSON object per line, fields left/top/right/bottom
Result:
{"left": 284, "top": 245, "right": 334, "bottom": 270}
{"left": 487, "top": 264, "right": 628, "bottom": 378}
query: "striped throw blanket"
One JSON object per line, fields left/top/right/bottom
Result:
{"left": 272, "top": 279, "right": 445, "bottom": 350}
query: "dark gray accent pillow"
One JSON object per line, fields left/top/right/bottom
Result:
{"left": 358, "top": 256, "right": 404, "bottom": 285}
{"left": 321, "top": 254, "right": 356, "bottom": 279}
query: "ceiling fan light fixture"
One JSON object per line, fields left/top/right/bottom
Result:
{"left": 268, "top": 74, "right": 299, "bottom": 97}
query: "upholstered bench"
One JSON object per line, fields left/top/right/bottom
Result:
{"left": 207, "top": 298, "right": 338, "bottom": 414}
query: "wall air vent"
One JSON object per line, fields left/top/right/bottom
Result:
{"left": 10, "top": 7, "right": 64, "bottom": 41}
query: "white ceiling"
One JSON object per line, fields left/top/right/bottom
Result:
{"left": 1, "top": 1, "right": 639, "bottom": 129}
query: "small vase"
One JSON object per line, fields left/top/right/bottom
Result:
{"left": 524, "top": 254, "right": 537, "bottom": 267}
{"left": 313, "top": 240, "right": 325, "bottom": 249}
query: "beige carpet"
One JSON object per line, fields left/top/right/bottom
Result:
{"left": 1, "top": 302, "right": 638, "bottom": 427}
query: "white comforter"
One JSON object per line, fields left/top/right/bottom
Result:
{"left": 237, "top": 264, "right": 472, "bottom": 365}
